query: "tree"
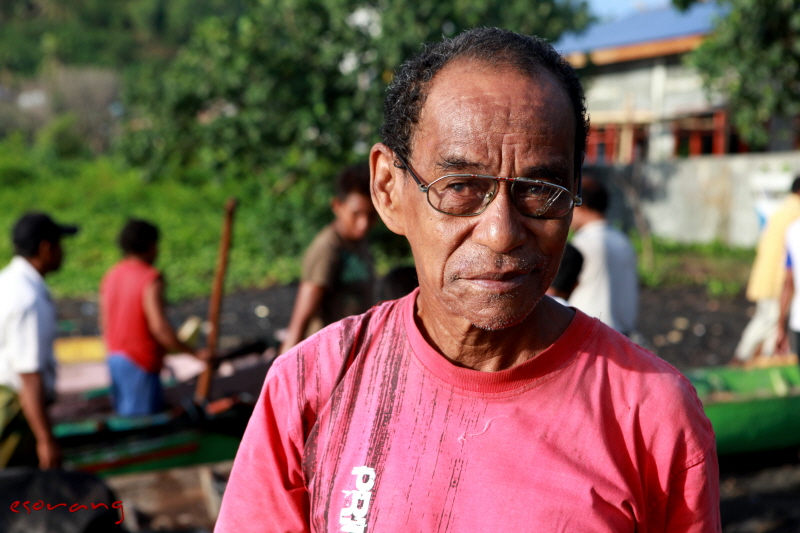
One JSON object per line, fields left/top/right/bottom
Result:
{"left": 118, "top": 0, "right": 591, "bottom": 260}
{"left": 675, "top": 0, "right": 800, "bottom": 148}
{"left": 0, "top": 0, "right": 248, "bottom": 74}
{"left": 120, "top": 0, "right": 592, "bottom": 184}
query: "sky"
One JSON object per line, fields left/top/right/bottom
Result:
{"left": 588, "top": 0, "right": 671, "bottom": 21}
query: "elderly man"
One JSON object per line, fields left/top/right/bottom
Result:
{"left": 216, "top": 28, "right": 720, "bottom": 532}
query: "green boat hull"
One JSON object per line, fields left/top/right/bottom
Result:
{"left": 55, "top": 405, "right": 249, "bottom": 477}
{"left": 686, "top": 364, "right": 800, "bottom": 455}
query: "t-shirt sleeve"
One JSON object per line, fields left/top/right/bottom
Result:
{"left": 649, "top": 442, "right": 722, "bottom": 532}
{"left": 215, "top": 358, "right": 310, "bottom": 532}
{"left": 642, "top": 374, "right": 722, "bottom": 533}
{"left": 6, "top": 304, "right": 44, "bottom": 374}
{"left": 302, "top": 232, "right": 339, "bottom": 288}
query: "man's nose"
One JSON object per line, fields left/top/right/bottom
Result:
{"left": 470, "top": 185, "right": 529, "bottom": 253}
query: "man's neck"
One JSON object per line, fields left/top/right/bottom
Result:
{"left": 126, "top": 253, "right": 154, "bottom": 265}
{"left": 414, "top": 292, "right": 574, "bottom": 372}
{"left": 21, "top": 255, "right": 49, "bottom": 277}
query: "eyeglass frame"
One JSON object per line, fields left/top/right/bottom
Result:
{"left": 393, "top": 152, "right": 583, "bottom": 219}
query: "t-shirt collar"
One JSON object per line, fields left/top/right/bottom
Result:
{"left": 401, "top": 288, "right": 593, "bottom": 394}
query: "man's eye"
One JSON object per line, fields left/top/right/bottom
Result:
{"left": 445, "top": 181, "right": 474, "bottom": 193}
{"left": 519, "top": 182, "right": 552, "bottom": 198}
{"left": 440, "top": 178, "right": 491, "bottom": 196}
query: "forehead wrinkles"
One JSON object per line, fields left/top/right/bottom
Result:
{"left": 414, "top": 65, "right": 574, "bottom": 167}
{"left": 415, "top": 84, "right": 573, "bottom": 174}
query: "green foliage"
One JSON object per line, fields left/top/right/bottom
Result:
{"left": 0, "top": 0, "right": 594, "bottom": 304}
{"left": 633, "top": 236, "right": 754, "bottom": 297}
{"left": 120, "top": 0, "right": 592, "bottom": 185}
{"left": 0, "top": 133, "right": 39, "bottom": 184}
{"left": 115, "top": 0, "right": 592, "bottom": 287}
{"left": 677, "top": 0, "right": 800, "bottom": 148}
{"left": 33, "top": 113, "right": 90, "bottom": 160}
{"left": 0, "top": 137, "right": 304, "bottom": 301}
{"left": 0, "top": 0, "right": 248, "bottom": 73}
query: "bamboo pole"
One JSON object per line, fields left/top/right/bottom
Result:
{"left": 194, "top": 198, "right": 237, "bottom": 404}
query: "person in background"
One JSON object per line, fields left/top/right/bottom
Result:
{"left": 0, "top": 212, "right": 78, "bottom": 468}
{"left": 734, "top": 176, "right": 800, "bottom": 364}
{"left": 279, "top": 163, "right": 377, "bottom": 353}
{"left": 546, "top": 242, "right": 583, "bottom": 306}
{"left": 100, "top": 219, "right": 208, "bottom": 417}
{"left": 568, "top": 176, "right": 639, "bottom": 336}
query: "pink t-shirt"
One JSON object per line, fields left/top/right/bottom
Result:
{"left": 216, "top": 290, "right": 720, "bottom": 532}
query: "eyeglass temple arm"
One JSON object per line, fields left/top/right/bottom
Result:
{"left": 394, "top": 153, "right": 429, "bottom": 192}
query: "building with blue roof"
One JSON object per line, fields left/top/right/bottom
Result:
{"left": 551, "top": 2, "right": 769, "bottom": 164}
{"left": 556, "top": 2, "right": 722, "bottom": 57}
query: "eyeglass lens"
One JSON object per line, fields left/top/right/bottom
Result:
{"left": 428, "top": 175, "right": 573, "bottom": 218}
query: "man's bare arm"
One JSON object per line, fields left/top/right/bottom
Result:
{"left": 142, "top": 277, "right": 200, "bottom": 356}
{"left": 18, "top": 372, "right": 61, "bottom": 469}
{"left": 279, "top": 281, "right": 325, "bottom": 354}
{"left": 777, "top": 267, "right": 794, "bottom": 353}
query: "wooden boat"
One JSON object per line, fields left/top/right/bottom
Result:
{"left": 55, "top": 403, "right": 248, "bottom": 477}
{"left": 54, "top": 349, "right": 270, "bottom": 477}
{"left": 685, "top": 362, "right": 800, "bottom": 455}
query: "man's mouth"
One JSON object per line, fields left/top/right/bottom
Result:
{"left": 449, "top": 253, "right": 547, "bottom": 292}
{"left": 464, "top": 269, "right": 528, "bottom": 280}
{"left": 459, "top": 270, "right": 530, "bottom": 291}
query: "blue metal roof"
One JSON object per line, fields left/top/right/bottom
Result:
{"left": 553, "top": 2, "right": 725, "bottom": 54}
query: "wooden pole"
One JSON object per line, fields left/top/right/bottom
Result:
{"left": 194, "top": 198, "right": 237, "bottom": 404}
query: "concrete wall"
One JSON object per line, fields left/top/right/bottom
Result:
{"left": 588, "top": 151, "right": 800, "bottom": 247}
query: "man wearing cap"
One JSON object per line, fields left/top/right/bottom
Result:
{"left": 0, "top": 212, "right": 78, "bottom": 469}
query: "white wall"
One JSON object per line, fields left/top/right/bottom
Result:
{"left": 593, "top": 151, "right": 800, "bottom": 247}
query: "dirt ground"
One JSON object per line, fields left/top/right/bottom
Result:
{"left": 57, "top": 284, "right": 800, "bottom": 532}
{"left": 58, "top": 283, "right": 749, "bottom": 370}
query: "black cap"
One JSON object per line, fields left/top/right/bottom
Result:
{"left": 12, "top": 212, "right": 79, "bottom": 256}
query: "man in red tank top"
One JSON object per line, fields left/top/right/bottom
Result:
{"left": 100, "top": 219, "right": 207, "bottom": 416}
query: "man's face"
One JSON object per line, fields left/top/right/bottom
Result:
{"left": 389, "top": 61, "right": 576, "bottom": 330}
{"left": 333, "top": 192, "right": 377, "bottom": 242}
{"left": 43, "top": 238, "right": 64, "bottom": 274}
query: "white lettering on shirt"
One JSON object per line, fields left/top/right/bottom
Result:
{"left": 339, "top": 466, "right": 376, "bottom": 533}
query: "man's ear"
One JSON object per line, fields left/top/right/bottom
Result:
{"left": 370, "top": 143, "right": 406, "bottom": 236}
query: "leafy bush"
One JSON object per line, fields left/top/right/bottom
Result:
{"left": 34, "top": 113, "right": 90, "bottom": 160}
{"left": 632, "top": 236, "right": 754, "bottom": 297}
{"left": 0, "top": 135, "right": 417, "bottom": 302}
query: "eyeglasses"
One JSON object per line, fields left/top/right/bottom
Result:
{"left": 395, "top": 154, "right": 582, "bottom": 219}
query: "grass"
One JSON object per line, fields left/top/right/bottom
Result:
{"left": 0, "top": 153, "right": 309, "bottom": 301}
{"left": 633, "top": 237, "right": 755, "bottom": 297}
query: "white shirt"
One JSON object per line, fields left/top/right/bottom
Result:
{"left": 0, "top": 256, "right": 58, "bottom": 398}
{"left": 568, "top": 220, "right": 639, "bottom": 334}
{"left": 785, "top": 220, "right": 800, "bottom": 332}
